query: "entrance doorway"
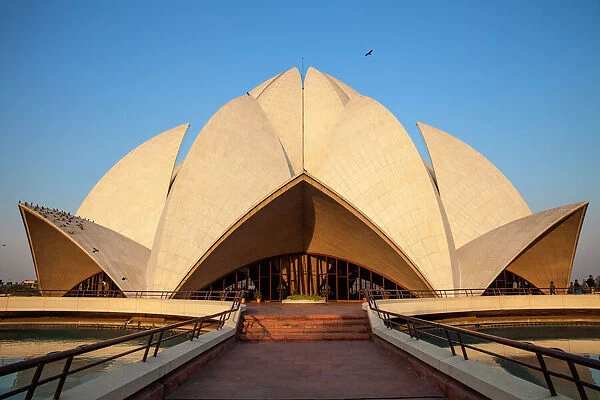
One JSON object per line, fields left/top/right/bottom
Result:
{"left": 201, "top": 253, "right": 407, "bottom": 301}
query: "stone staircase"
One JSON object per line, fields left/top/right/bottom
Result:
{"left": 239, "top": 313, "right": 370, "bottom": 341}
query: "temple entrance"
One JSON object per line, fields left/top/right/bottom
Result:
{"left": 201, "top": 253, "right": 406, "bottom": 301}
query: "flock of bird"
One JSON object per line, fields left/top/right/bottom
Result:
{"left": 18, "top": 201, "right": 100, "bottom": 257}
{"left": 18, "top": 202, "right": 131, "bottom": 285}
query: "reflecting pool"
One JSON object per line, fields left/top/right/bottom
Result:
{"left": 427, "top": 325, "right": 600, "bottom": 400}
{"left": 0, "top": 326, "right": 185, "bottom": 399}
{"left": 477, "top": 325, "right": 600, "bottom": 400}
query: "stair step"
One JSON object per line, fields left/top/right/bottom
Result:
{"left": 242, "top": 326, "right": 369, "bottom": 334}
{"left": 242, "top": 322, "right": 367, "bottom": 329}
{"left": 244, "top": 314, "right": 366, "bottom": 321}
{"left": 239, "top": 332, "right": 370, "bottom": 341}
{"left": 243, "top": 317, "right": 367, "bottom": 324}
{"left": 239, "top": 312, "right": 370, "bottom": 342}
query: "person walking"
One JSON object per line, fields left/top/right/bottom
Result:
{"left": 586, "top": 275, "right": 596, "bottom": 294}
{"left": 549, "top": 281, "right": 557, "bottom": 295}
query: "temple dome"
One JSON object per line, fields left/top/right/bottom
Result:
{"left": 19, "top": 67, "right": 588, "bottom": 298}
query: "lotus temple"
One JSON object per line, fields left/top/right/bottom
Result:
{"left": 18, "top": 67, "right": 588, "bottom": 300}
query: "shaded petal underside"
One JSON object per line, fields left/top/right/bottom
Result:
{"left": 458, "top": 202, "right": 588, "bottom": 289}
{"left": 20, "top": 204, "right": 149, "bottom": 295}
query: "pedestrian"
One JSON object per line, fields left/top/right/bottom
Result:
{"left": 586, "top": 275, "right": 596, "bottom": 294}
{"left": 549, "top": 281, "right": 556, "bottom": 295}
{"left": 568, "top": 282, "right": 574, "bottom": 294}
{"left": 582, "top": 281, "right": 590, "bottom": 294}
{"left": 574, "top": 279, "right": 582, "bottom": 294}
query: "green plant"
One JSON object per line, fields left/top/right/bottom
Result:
{"left": 286, "top": 294, "right": 324, "bottom": 301}
{"left": 255, "top": 291, "right": 262, "bottom": 300}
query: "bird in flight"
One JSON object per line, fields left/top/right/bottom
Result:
{"left": 365, "top": 49, "right": 373, "bottom": 56}
{"left": 92, "top": 247, "right": 99, "bottom": 253}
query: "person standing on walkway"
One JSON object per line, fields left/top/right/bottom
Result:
{"left": 574, "top": 279, "right": 582, "bottom": 294}
{"left": 586, "top": 275, "right": 596, "bottom": 294}
{"left": 549, "top": 281, "right": 557, "bottom": 295}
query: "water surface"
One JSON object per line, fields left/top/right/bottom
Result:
{"left": 0, "top": 326, "right": 185, "bottom": 399}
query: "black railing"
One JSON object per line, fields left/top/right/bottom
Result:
{"left": 362, "top": 289, "right": 600, "bottom": 400}
{"left": 3, "top": 287, "right": 593, "bottom": 299}
{"left": 0, "top": 289, "right": 241, "bottom": 300}
{"left": 0, "top": 291, "right": 244, "bottom": 399}
{"left": 365, "top": 286, "right": 583, "bottom": 299}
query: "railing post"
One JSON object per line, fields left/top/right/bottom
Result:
{"left": 457, "top": 334, "right": 468, "bottom": 360}
{"left": 153, "top": 331, "right": 164, "bottom": 358}
{"left": 445, "top": 330, "right": 456, "bottom": 356}
{"left": 53, "top": 355, "right": 74, "bottom": 399}
{"left": 197, "top": 321, "right": 204, "bottom": 339}
{"left": 412, "top": 321, "right": 419, "bottom": 340}
{"left": 142, "top": 334, "right": 154, "bottom": 362}
{"left": 535, "top": 353, "right": 557, "bottom": 397}
{"left": 383, "top": 314, "right": 391, "bottom": 329}
{"left": 567, "top": 359, "right": 588, "bottom": 400}
{"left": 25, "top": 363, "right": 45, "bottom": 400}
{"left": 191, "top": 322, "right": 199, "bottom": 341}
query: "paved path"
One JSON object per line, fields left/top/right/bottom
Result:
{"left": 166, "top": 340, "right": 447, "bottom": 399}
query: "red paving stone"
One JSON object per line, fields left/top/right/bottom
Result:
{"left": 166, "top": 340, "right": 447, "bottom": 399}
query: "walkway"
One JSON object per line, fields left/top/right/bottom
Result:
{"left": 166, "top": 302, "right": 448, "bottom": 399}
{"left": 166, "top": 340, "right": 446, "bottom": 399}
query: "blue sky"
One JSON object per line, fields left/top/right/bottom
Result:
{"left": 0, "top": 0, "right": 598, "bottom": 283}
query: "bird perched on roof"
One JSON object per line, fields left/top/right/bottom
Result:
{"left": 365, "top": 49, "right": 373, "bottom": 56}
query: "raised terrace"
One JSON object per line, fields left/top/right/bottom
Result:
{"left": 2, "top": 293, "right": 599, "bottom": 399}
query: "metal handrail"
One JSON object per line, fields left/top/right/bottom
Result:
{"left": 0, "top": 289, "right": 242, "bottom": 299}
{"left": 2, "top": 286, "right": 594, "bottom": 298}
{"left": 0, "top": 290, "right": 245, "bottom": 399}
{"left": 362, "top": 289, "right": 600, "bottom": 400}
{"left": 363, "top": 286, "right": 591, "bottom": 299}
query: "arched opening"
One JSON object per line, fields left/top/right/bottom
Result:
{"left": 198, "top": 252, "right": 408, "bottom": 301}
{"left": 484, "top": 269, "right": 541, "bottom": 295}
{"left": 64, "top": 271, "right": 123, "bottom": 297}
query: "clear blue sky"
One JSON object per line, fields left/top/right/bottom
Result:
{"left": 1, "top": 0, "right": 598, "bottom": 283}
